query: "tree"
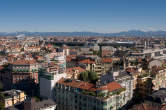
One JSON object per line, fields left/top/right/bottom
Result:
{"left": 0, "top": 101, "right": 4, "bottom": 110}
{"left": 79, "top": 71, "right": 98, "bottom": 84}
{"left": 88, "top": 71, "right": 98, "bottom": 84}
{"left": 34, "top": 96, "right": 40, "bottom": 102}
{"left": 0, "top": 94, "right": 4, "bottom": 110}
{"left": 0, "top": 82, "right": 3, "bottom": 92}
{"left": 79, "top": 71, "right": 89, "bottom": 81}
{"left": 93, "top": 51, "right": 98, "bottom": 55}
{"left": 21, "top": 48, "right": 24, "bottom": 52}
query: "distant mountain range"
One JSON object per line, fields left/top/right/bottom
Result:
{"left": 1, "top": 30, "right": 166, "bottom": 37}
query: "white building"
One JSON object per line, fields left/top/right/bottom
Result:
{"left": 40, "top": 56, "right": 66, "bottom": 99}
{"left": 40, "top": 72, "right": 66, "bottom": 99}
{"left": 40, "top": 49, "right": 67, "bottom": 99}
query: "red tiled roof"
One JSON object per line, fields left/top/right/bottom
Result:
{"left": 138, "top": 58, "right": 142, "bottom": 62}
{"left": 58, "top": 78, "right": 122, "bottom": 92}
{"left": 66, "top": 55, "right": 76, "bottom": 62}
{"left": 67, "top": 55, "right": 76, "bottom": 58}
{"left": 47, "top": 44, "right": 52, "bottom": 47}
{"left": 58, "top": 78, "right": 95, "bottom": 91}
{"left": 97, "top": 81, "right": 122, "bottom": 92}
{"left": 12, "top": 60, "right": 36, "bottom": 65}
{"left": 79, "top": 59, "right": 95, "bottom": 64}
{"left": 102, "top": 58, "right": 112, "bottom": 63}
{"left": 66, "top": 67, "right": 85, "bottom": 74}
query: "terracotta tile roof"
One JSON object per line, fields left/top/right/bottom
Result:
{"left": 66, "top": 67, "right": 85, "bottom": 74}
{"left": 67, "top": 55, "right": 76, "bottom": 58}
{"left": 97, "top": 81, "right": 122, "bottom": 92}
{"left": 47, "top": 44, "right": 53, "bottom": 48}
{"left": 66, "top": 55, "right": 76, "bottom": 62}
{"left": 79, "top": 59, "right": 95, "bottom": 64}
{"left": 58, "top": 78, "right": 95, "bottom": 91}
{"left": 12, "top": 60, "right": 36, "bottom": 65}
{"left": 27, "top": 46, "right": 40, "bottom": 49}
{"left": 58, "top": 78, "right": 122, "bottom": 92}
{"left": 102, "top": 58, "right": 112, "bottom": 63}
{"left": 66, "top": 57, "right": 72, "bottom": 62}
{"left": 138, "top": 58, "right": 142, "bottom": 62}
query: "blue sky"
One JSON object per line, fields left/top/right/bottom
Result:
{"left": 0, "top": 0, "right": 166, "bottom": 32}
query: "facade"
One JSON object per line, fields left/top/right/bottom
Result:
{"left": 66, "top": 66, "right": 85, "bottom": 79}
{"left": 151, "top": 67, "right": 166, "bottom": 90}
{"left": 40, "top": 49, "right": 67, "bottom": 99}
{"left": 40, "top": 72, "right": 66, "bottom": 99}
{"left": 79, "top": 59, "right": 95, "bottom": 71}
{"left": 79, "top": 58, "right": 105, "bottom": 76}
{"left": 0, "top": 60, "right": 39, "bottom": 90}
{"left": 79, "top": 57, "right": 113, "bottom": 75}
{"left": 54, "top": 78, "right": 126, "bottom": 110}
{"left": 126, "top": 67, "right": 141, "bottom": 90}
{"left": 114, "top": 71, "right": 134, "bottom": 104}
{"left": 101, "top": 46, "right": 116, "bottom": 57}
{"left": 62, "top": 45, "right": 70, "bottom": 56}
{"left": 11, "top": 60, "right": 39, "bottom": 84}
{"left": 136, "top": 75, "right": 153, "bottom": 98}
{"left": 40, "top": 62, "right": 66, "bottom": 99}
{"left": 54, "top": 56, "right": 66, "bottom": 74}
{"left": 24, "top": 46, "right": 41, "bottom": 53}
{"left": 131, "top": 48, "right": 166, "bottom": 59}
{"left": 102, "top": 58, "right": 113, "bottom": 74}
{"left": 0, "top": 89, "right": 26, "bottom": 108}
{"left": 92, "top": 58, "right": 105, "bottom": 76}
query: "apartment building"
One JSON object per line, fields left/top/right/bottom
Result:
{"left": 151, "top": 66, "right": 166, "bottom": 90}
{"left": 0, "top": 60, "right": 38, "bottom": 90}
{"left": 113, "top": 71, "right": 134, "bottom": 104}
{"left": 54, "top": 55, "right": 66, "bottom": 74}
{"left": 54, "top": 78, "right": 126, "bottom": 110}
{"left": 131, "top": 48, "right": 166, "bottom": 59}
{"left": 0, "top": 89, "right": 26, "bottom": 108}
{"left": 40, "top": 64, "right": 66, "bottom": 99}
{"left": 11, "top": 60, "right": 39, "bottom": 84}
{"left": 66, "top": 66, "right": 85, "bottom": 79}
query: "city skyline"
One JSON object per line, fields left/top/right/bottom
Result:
{"left": 0, "top": 0, "right": 166, "bottom": 32}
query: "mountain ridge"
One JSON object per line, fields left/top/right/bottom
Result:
{"left": 0, "top": 30, "right": 166, "bottom": 37}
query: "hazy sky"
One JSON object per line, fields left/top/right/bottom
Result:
{"left": 0, "top": 0, "right": 166, "bottom": 32}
